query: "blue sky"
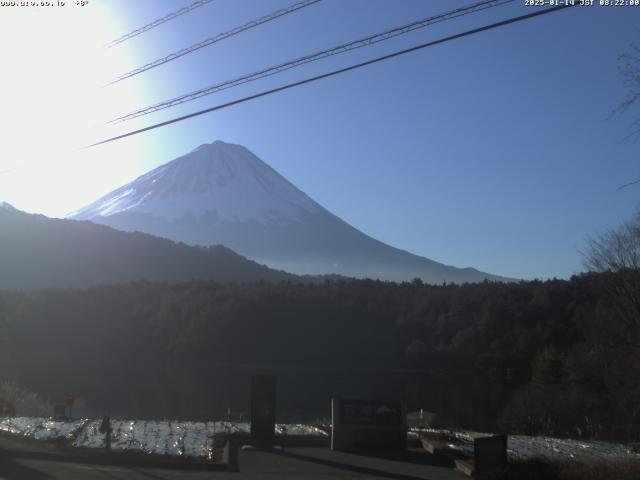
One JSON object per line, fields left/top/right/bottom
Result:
{"left": 1, "top": 0, "right": 638, "bottom": 280}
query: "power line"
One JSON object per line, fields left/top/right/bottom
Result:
{"left": 108, "top": 0, "right": 515, "bottom": 124}
{"left": 87, "top": 4, "right": 576, "bottom": 149}
{"left": 106, "top": 0, "right": 322, "bottom": 86}
{"left": 104, "top": 0, "right": 216, "bottom": 49}
{"left": 108, "top": 0, "right": 510, "bottom": 123}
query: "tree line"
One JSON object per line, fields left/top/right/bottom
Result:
{"left": 0, "top": 267, "right": 637, "bottom": 440}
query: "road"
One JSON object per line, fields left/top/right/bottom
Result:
{"left": 0, "top": 435, "right": 466, "bottom": 479}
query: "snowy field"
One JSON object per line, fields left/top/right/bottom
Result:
{"left": 4, "top": 417, "right": 634, "bottom": 462}
{"left": 0, "top": 417, "right": 86, "bottom": 441}
{"left": 414, "top": 428, "right": 640, "bottom": 462}
{"left": 0, "top": 417, "right": 327, "bottom": 460}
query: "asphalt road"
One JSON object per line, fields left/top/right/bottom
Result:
{"left": 0, "top": 435, "right": 466, "bottom": 479}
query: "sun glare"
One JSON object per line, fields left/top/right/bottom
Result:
{"left": 0, "top": 2, "right": 143, "bottom": 217}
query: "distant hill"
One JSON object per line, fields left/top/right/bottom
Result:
{"left": 70, "top": 140, "right": 514, "bottom": 284}
{"left": 0, "top": 205, "right": 296, "bottom": 290}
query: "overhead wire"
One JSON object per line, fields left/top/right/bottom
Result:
{"left": 106, "top": 0, "right": 322, "bottom": 86}
{"left": 108, "top": 0, "right": 515, "bottom": 124}
{"left": 86, "top": 4, "right": 577, "bottom": 149}
{"left": 104, "top": 0, "right": 216, "bottom": 49}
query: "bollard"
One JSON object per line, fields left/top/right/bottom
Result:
{"left": 99, "top": 416, "right": 112, "bottom": 452}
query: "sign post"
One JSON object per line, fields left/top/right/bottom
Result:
{"left": 250, "top": 374, "right": 276, "bottom": 447}
{"left": 331, "top": 398, "right": 407, "bottom": 452}
{"left": 99, "top": 416, "right": 112, "bottom": 452}
{"left": 53, "top": 405, "right": 66, "bottom": 420}
{"left": 474, "top": 434, "right": 507, "bottom": 478}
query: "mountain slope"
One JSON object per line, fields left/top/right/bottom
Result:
{"left": 0, "top": 201, "right": 17, "bottom": 211}
{"left": 0, "top": 206, "right": 296, "bottom": 290}
{"left": 71, "top": 140, "right": 512, "bottom": 284}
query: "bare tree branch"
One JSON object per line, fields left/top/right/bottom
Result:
{"left": 618, "top": 178, "right": 640, "bottom": 190}
{"left": 612, "top": 41, "right": 640, "bottom": 143}
{"left": 584, "top": 209, "right": 640, "bottom": 272}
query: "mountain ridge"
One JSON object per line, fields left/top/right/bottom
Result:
{"left": 0, "top": 205, "right": 306, "bottom": 290}
{"left": 70, "top": 140, "right": 514, "bottom": 284}
{"left": 70, "top": 140, "right": 323, "bottom": 224}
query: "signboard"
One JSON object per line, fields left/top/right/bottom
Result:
{"left": 0, "top": 398, "right": 14, "bottom": 416}
{"left": 339, "top": 399, "right": 403, "bottom": 427}
{"left": 61, "top": 396, "right": 86, "bottom": 419}
{"left": 250, "top": 374, "right": 276, "bottom": 447}
{"left": 331, "top": 398, "right": 407, "bottom": 452}
{"left": 53, "top": 405, "right": 66, "bottom": 419}
{"left": 474, "top": 434, "right": 507, "bottom": 478}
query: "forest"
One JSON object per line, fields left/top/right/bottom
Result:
{"left": 0, "top": 266, "right": 637, "bottom": 442}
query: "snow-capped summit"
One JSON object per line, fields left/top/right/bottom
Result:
{"left": 70, "top": 141, "right": 511, "bottom": 284}
{"left": 0, "top": 201, "right": 17, "bottom": 211}
{"left": 71, "top": 141, "right": 322, "bottom": 224}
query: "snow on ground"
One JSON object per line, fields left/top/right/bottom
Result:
{"left": 3, "top": 417, "right": 633, "bottom": 462}
{"left": 416, "top": 428, "right": 640, "bottom": 461}
{"left": 0, "top": 417, "right": 86, "bottom": 441}
{"left": 3, "top": 417, "right": 636, "bottom": 462}
{"left": 0, "top": 417, "right": 327, "bottom": 459}
{"left": 73, "top": 420, "right": 221, "bottom": 458}
{"left": 275, "top": 423, "right": 326, "bottom": 436}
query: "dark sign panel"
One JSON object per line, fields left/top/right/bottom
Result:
{"left": 331, "top": 398, "right": 407, "bottom": 452}
{"left": 474, "top": 434, "right": 507, "bottom": 477}
{"left": 0, "top": 398, "right": 14, "bottom": 416}
{"left": 250, "top": 374, "right": 276, "bottom": 447}
{"left": 339, "top": 399, "right": 403, "bottom": 427}
{"left": 53, "top": 405, "right": 66, "bottom": 418}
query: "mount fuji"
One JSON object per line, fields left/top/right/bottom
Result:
{"left": 70, "top": 141, "right": 510, "bottom": 283}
